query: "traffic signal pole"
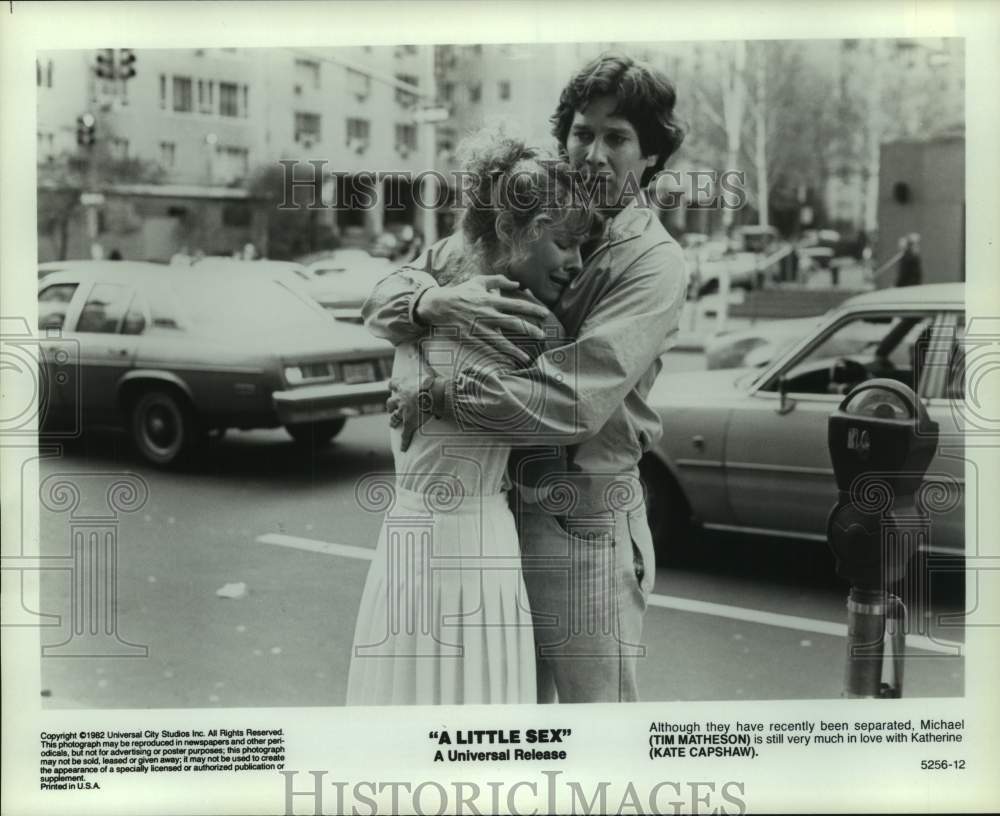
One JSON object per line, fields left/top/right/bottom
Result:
{"left": 80, "top": 49, "right": 138, "bottom": 246}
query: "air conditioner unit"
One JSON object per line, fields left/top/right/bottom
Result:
{"left": 300, "top": 136, "right": 315, "bottom": 150}
{"left": 347, "top": 138, "right": 368, "bottom": 155}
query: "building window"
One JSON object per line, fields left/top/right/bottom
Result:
{"left": 347, "top": 68, "right": 371, "bottom": 100}
{"left": 498, "top": 80, "right": 511, "bottom": 101}
{"left": 294, "top": 58, "right": 321, "bottom": 90}
{"left": 37, "top": 131, "right": 55, "bottom": 162}
{"left": 215, "top": 145, "right": 249, "bottom": 183}
{"left": 395, "top": 73, "right": 418, "bottom": 106}
{"left": 439, "top": 81, "right": 454, "bottom": 103}
{"left": 395, "top": 123, "right": 417, "bottom": 153}
{"left": 172, "top": 76, "right": 193, "bottom": 112}
{"left": 159, "top": 141, "right": 176, "bottom": 169}
{"left": 346, "top": 117, "right": 370, "bottom": 149}
{"left": 468, "top": 82, "right": 481, "bottom": 103}
{"left": 110, "top": 137, "right": 129, "bottom": 161}
{"left": 437, "top": 126, "right": 457, "bottom": 156}
{"left": 294, "top": 112, "right": 322, "bottom": 143}
{"left": 36, "top": 59, "right": 53, "bottom": 88}
{"left": 219, "top": 82, "right": 239, "bottom": 117}
{"left": 159, "top": 74, "right": 167, "bottom": 109}
{"left": 197, "top": 79, "right": 214, "bottom": 113}
{"left": 242, "top": 84, "right": 249, "bottom": 118}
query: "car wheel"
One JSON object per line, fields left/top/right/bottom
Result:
{"left": 130, "top": 388, "right": 197, "bottom": 467}
{"left": 285, "top": 418, "right": 347, "bottom": 446}
{"left": 639, "top": 455, "right": 692, "bottom": 564}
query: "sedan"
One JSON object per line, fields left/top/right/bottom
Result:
{"left": 191, "top": 257, "right": 381, "bottom": 323}
{"left": 642, "top": 283, "right": 965, "bottom": 557}
{"left": 38, "top": 262, "right": 394, "bottom": 466}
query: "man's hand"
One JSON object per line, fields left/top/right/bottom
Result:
{"left": 387, "top": 371, "right": 437, "bottom": 452}
{"left": 415, "top": 276, "right": 550, "bottom": 365}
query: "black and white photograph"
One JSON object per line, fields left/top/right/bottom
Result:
{"left": 2, "top": 2, "right": 999, "bottom": 815}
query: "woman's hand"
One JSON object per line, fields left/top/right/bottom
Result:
{"left": 416, "top": 276, "right": 550, "bottom": 365}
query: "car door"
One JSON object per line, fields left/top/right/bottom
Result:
{"left": 71, "top": 281, "right": 141, "bottom": 426}
{"left": 37, "top": 280, "right": 83, "bottom": 430}
{"left": 722, "top": 308, "right": 941, "bottom": 539}
{"left": 916, "top": 311, "right": 965, "bottom": 554}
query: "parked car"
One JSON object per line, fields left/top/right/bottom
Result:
{"left": 37, "top": 262, "right": 394, "bottom": 466}
{"left": 191, "top": 257, "right": 381, "bottom": 323}
{"left": 692, "top": 227, "right": 792, "bottom": 298}
{"left": 642, "top": 283, "right": 965, "bottom": 559}
{"left": 304, "top": 251, "right": 392, "bottom": 322}
{"left": 705, "top": 316, "right": 825, "bottom": 370}
{"left": 38, "top": 259, "right": 162, "bottom": 280}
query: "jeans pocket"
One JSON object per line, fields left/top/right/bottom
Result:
{"left": 627, "top": 509, "right": 656, "bottom": 598}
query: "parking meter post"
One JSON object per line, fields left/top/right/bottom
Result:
{"left": 825, "top": 379, "right": 939, "bottom": 700}
{"left": 844, "top": 586, "right": 887, "bottom": 697}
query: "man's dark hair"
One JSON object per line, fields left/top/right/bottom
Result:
{"left": 550, "top": 53, "right": 686, "bottom": 187}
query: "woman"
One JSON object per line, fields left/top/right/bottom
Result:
{"left": 346, "top": 132, "right": 596, "bottom": 705}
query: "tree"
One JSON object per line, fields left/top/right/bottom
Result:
{"left": 37, "top": 141, "right": 164, "bottom": 260}
{"left": 247, "top": 164, "right": 339, "bottom": 261}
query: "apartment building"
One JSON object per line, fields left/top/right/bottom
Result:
{"left": 36, "top": 45, "right": 436, "bottom": 260}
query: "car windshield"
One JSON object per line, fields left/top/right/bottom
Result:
{"left": 162, "top": 274, "right": 329, "bottom": 334}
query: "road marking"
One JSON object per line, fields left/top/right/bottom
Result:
{"left": 645, "top": 594, "right": 961, "bottom": 655}
{"left": 257, "top": 533, "right": 374, "bottom": 562}
{"left": 255, "top": 533, "right": 963, "bottom": 656}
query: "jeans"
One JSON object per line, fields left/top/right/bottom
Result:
{"left": 516, "top": 505, "right": 655, "bottom": 703}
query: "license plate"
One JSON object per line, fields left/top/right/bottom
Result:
{"left": 342, "top": 361, "right": 375, "bottom": 384}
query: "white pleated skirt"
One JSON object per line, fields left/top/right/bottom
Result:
{"left": 346, "top": 487, "right": 537, "bottom": 705}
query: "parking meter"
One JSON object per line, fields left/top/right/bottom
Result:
{"left": 826, "top": 379, "right": 939, "bottom": 698}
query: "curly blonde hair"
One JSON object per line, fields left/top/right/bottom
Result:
{"left": 443, "top": 128, "right": 600, "bottom": 285}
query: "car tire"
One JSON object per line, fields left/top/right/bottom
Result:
{"left": 285, "top": 418, "right": 347, "bottom": 447}
{"left": 130, "top": 388, "right": 198, "bottom": 467}
{"left": 639, "top": 455, "right": 692, "bottom": 564}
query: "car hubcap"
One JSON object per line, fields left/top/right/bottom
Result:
{"left": 144, "top": 403, "right": 180, "bottom": 454}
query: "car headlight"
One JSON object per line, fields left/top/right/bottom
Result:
{"left": 284, "top": 366, "right": 304, "bottom": 385}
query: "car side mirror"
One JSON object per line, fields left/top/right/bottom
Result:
{"left": 777, "top": 374, "right": 796, "bottom": 415}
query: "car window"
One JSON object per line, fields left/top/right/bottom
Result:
{"left": 38, "top": 283, "right": 78, "bottom": 329}
{"left": 75, "top": 283, "right": 133, "bottom": 334}
{"left": 772, "top": 312, "right": 937, "bottom": 396}
{"left": 942, "top": 314, "right": 965, "bottom": 400}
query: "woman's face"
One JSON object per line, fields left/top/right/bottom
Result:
{"left": 505, "top": 224, "right": 585, "bottom": 307}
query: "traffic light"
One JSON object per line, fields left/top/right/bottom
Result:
{"left": 118, "top": 49, "right": 136, "bottom": 80}
{"left": 95, "top": 49, "right": 116, "bottom": 80}
{"left": 76, "top": 113, "right": 96, "bottom": 147}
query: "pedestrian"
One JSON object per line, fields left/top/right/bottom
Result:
{"left": 896, "top": 233, "right": 922, "bottom": 287}
{"left": 345, "top": 130, "right": 597, "bottom": 706}
{"left": 109, "top": 248, "right": 123, "bottom": 261}
{"left": 363, "top": 53, "right": 688, "bottom": 704}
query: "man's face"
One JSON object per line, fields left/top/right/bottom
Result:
{"left": 565, "top": 94, "right": 658, "bottom": 206}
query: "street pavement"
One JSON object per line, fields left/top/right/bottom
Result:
{"left": 35, "top": 352, "right": 964, "bottom": 709}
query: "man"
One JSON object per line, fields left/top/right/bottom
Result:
{"left": 363, "top": 53, "right": 688, "bottom": 703}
